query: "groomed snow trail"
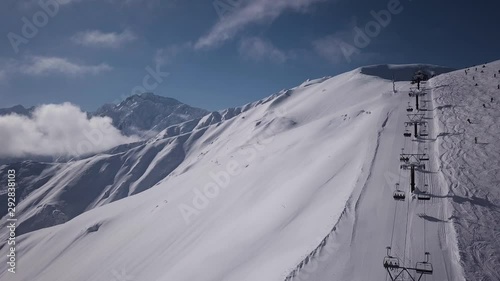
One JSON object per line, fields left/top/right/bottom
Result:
{"left": 289, "top": 80, "right": 465, "bottom": 281}
{"left": 431, "top": 61, "right": 500, "bottom": 281}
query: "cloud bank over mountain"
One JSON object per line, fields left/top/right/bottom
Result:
{"left": 0, "top": 103, "right": 139, "bottom": 158}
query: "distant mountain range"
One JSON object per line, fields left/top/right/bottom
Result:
{"left": 0, "top": 93, "right": 209, "bottom": 137}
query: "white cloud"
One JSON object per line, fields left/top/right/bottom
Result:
{"left": 0, "top": 56, "right": 112, "bottom": 79}
{"left": 313, "top": 34, "right": 352, "bottom": 63}
{"left": 155, "top": 42, "right": 193, "bottom": 67}
{"left": 313, "top": 34, "right": 383, "bottom": 64}
{"left": 195, "top": 0, "right": 326, "bottom": 49}
{"left": 0, "top": 103, "right": 140, "bottom": 158}
{"left": 72, "top": 29, "right": 137, "bottom": 48}
{"left": 239, "top": 37, "right": 287, "bottom": 63}
{"left": 20, "top": 56, "right": 112, "bottom": 76}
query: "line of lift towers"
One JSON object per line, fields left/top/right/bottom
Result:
{"left": 383, "top": 72, "right": 434, "bottom": 281}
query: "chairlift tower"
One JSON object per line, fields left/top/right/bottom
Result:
{"left": 400, "top": 152, "right": 429, "bottom": 193}
{"left": 404, "top": 114, "right": 427, "bottom": 138}
{"left": 383, "top": 247, "right": 433, "bottom": 281}
{"left": 409, "top": 91, "right": 427, "bottom": 111}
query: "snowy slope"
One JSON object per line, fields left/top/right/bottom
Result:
{"left": 0, "top": 63, "right": 485, "bottom": 281}
{"left": 0, "top": 104, "right": 248, "bottom": 236}
{"left": 287, "top": 77, "right": 464, "bottom": 281}
{"left": 430, "top": 61, "right": 500, "bottom": 281}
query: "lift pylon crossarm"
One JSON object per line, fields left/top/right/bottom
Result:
{"left": 383, "top": 249, "right": 434, "bottom": 281}
{"left": 405, "top": 121, "right": 426, "bottom": 126}
{"left": 409, "top": 91, "right": 428, "bottom": 97}
{"left": 401, "top": 163, "right": 425, "bottom": 170}
{"left": 406, "top": 113, "right": 426, "bottom": 122}
{"left": 399, "top": 153, "right": 429, "bottom": 164}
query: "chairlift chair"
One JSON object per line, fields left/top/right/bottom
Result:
{"left": 383, "top": 247, "right": 401, "bottom": 269}
{"left": 419, "top": 154, "right": 430, "bottom": 161}
{"left": 417, "top": 191, "right": 431, "bottom": 201}
{"left": 383, "top": 256, "right": 401, "bottom": 269}
{"left": 415, "top": 252, "right": 433, "bottom": 274}
{"left": 393, "top": 183, "right": 405, "bottom": 201}
{"left": 393, "top": 190, "right": 406, "bottom": 201}
{"left": 404, "top": 129, "right": 412, "bottom": 137}
{"left": 420, "top": 129, "right": 429, "bottom": 137}
{"left": 407, "top": 102, "right": 414, "bottom": 112}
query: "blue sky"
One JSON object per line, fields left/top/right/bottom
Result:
{"left": 0, "top": 0, "right": 499, "bottom": 111}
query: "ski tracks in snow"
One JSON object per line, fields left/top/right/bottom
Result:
{"left": 431, "top": 64, "right": 500, "bottom": 281}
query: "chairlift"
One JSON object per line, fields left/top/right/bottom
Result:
{"left": 419, "top": 154, "right": 430, "bottom": 161}
{"left": 415, "top": 252, "right": 433, "bottom": 274}
{"left": 383, "top": 247, "right": 400, "bottom": 269}
{"left": 393, "top": 190, "right": 406, "bottom": 201}
{"left": 404, "top": 129, "right": 412, "bottom": 137}
{"left": 400, "top": 155, "right": 410, "bottom": 162}
{"left": 393, "top": 183, "right": 405, "bottom": 201}
{"left": 420, "top": 129, "right": 429, "bottom": 137}
{"left": 417, "top": 191, "right": 431, "bottom": 201}
{"left": 406, "top": 102, "right": 414, "bottom": 112}
{"left": 383, "top": 256, "right": 401, "bottom": 269}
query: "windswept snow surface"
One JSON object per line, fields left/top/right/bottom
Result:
{"left": 430, "top": 61, "right": 500, "bottom": 281}
{"left": 0, "top": 64, "right": 476, "bottom": 281}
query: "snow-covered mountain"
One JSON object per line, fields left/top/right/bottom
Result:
{"left": 93, "top": 93, "right": 209, "bottom": 136}
{"left": 1, "top": 62, "right": 499, "bottom": 281}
